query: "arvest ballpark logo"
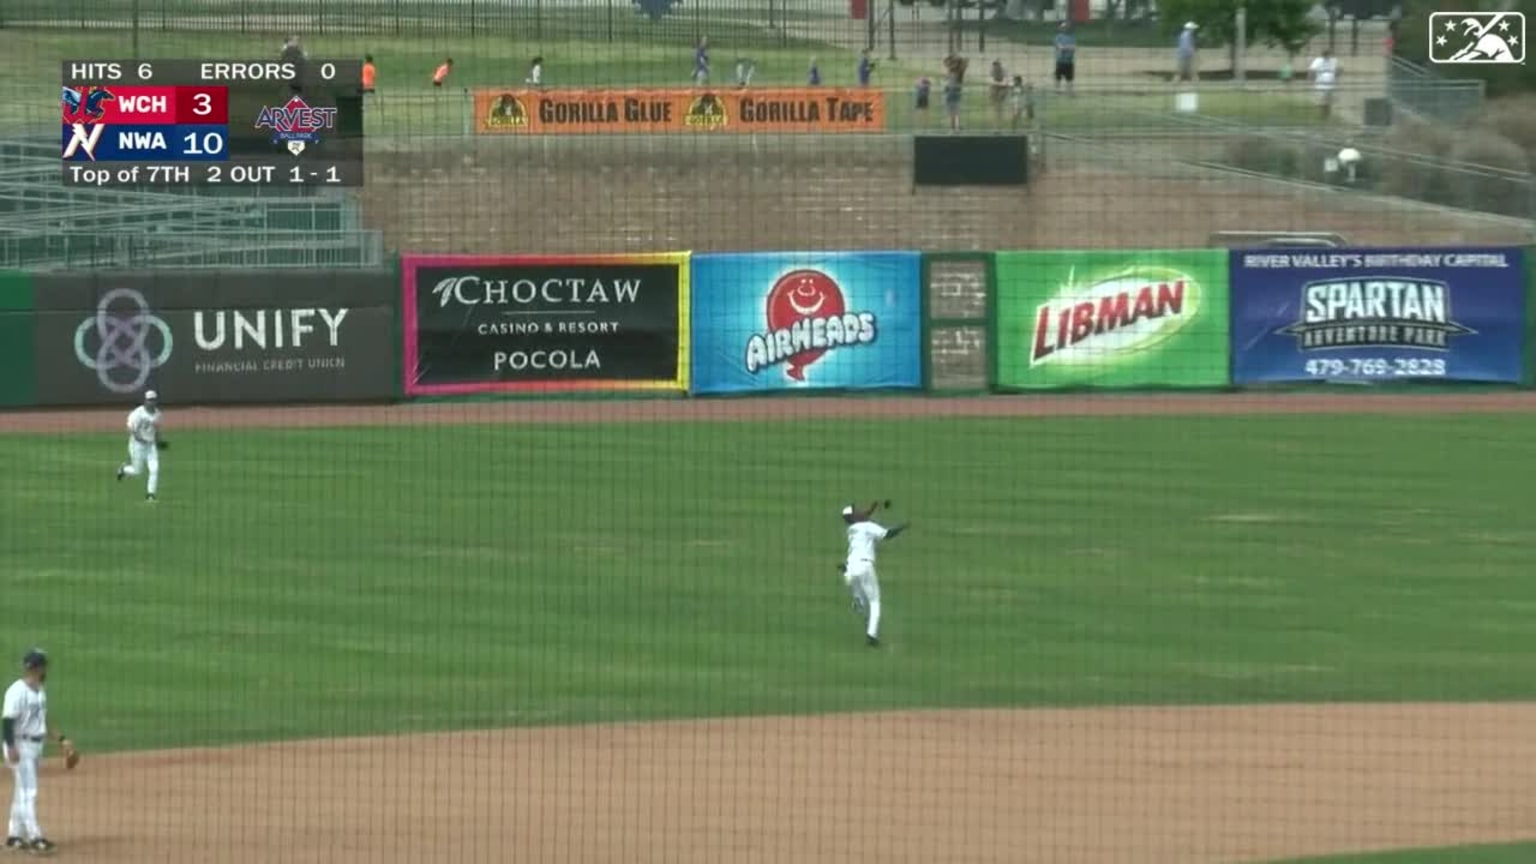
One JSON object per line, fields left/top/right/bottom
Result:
{"left": 744, "top": 269, "right": 876, "bottom": 380}
{"left": 1278, "top": 278, "right": 1474, "bottom": 350}
{"left": 74, "top": 288, "right": 174, "bottom": 394}
{"left": 1030, "top": 266, "right": 1199, "bottom": 366}
{"left": 255, "top": 95, "right": 337, "bottom": 156}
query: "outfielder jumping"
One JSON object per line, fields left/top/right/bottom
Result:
{"left": 116, "top": 390, "right": 166, "bottom": 502}
{"left": 839, "top": 501, "right": 909, "bottom": 648}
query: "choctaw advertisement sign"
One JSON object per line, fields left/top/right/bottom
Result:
{"left": 402, "top": 253, "right": 689, "bottom": 394}
{"left": 473, "top": 88, "right": 884, "bottom": 134}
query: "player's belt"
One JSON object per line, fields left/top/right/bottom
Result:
{"left": 20, "top": 736, "right": 43, "bottom": 743}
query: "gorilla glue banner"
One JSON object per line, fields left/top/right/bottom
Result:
{"left": 688, "top": 252, "right": 923, "bottom": 395}
{"left": 402, "top": 253, "right": 689, "bottom": 395}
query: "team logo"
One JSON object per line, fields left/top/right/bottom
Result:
{"left": 1429, "top": 12, "right": 1525, "bottom": 64}
{"left": 1278, "top": 278, "right": 1473, "bottom": 350}
{"left": 74, "top": 288, "right": 174, "bottom": 394}
{"left": 254, "top": 95, "right": 337, "bottom": 156}
{"left": 1030, "top": 266, "right": 1199, "bottom": 366}
{"left": 685, "top": 93, "right": 728, "bottom": 129}
{"left": 744, "top": 269, "right": 876, "bottom": 381}
{"left": 61, "top": 86, "right": 114, "bottom": 161}
{"left": 487, "top": 93, "right": 528, "bottom": 128}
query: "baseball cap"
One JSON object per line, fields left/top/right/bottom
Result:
{"left": 1184, "top": 21, "right": 1198, "bottom": 28}
{"left": 145, "top": 390, "right": 158, "bottom": 400}
{"left": 841, "top": 505, "right": 855, "bottom": 516}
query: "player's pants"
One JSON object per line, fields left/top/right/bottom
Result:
{"left": 6, "top": 739, "right": 43, "bottom": 841}
{"left": 122, "top": 440, "right": 160, "bottom": 495}
{"left": 845, "top": 561, "right": 882, "bottom": 639}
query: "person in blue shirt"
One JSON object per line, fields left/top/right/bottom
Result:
{"left": 693, "top": 36, "right": 709, "bottom": 85}
{"left": 1176, "top": 22, "right": 1198, "bottom": 82}
{"left": 808, "top": 57, "right": 822, "bottom": 86}
{"left": 1053, "top": 22, "right": 1076, "bottom": 95}
{"left": 857, "top": 49, "right": 876, "bottom": 87}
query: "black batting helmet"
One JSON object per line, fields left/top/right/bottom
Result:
{"left": 21, "top": 649, "right": 46, "bottom": 671}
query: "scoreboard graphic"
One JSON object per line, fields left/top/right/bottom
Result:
{"left": 60, "top": 60, "right": 365, "bottom": 187}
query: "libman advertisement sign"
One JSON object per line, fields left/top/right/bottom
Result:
{"left": 993, "top": 251, "right": 1229, "bottom": 390}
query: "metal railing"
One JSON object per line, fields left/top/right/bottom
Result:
{"left": 0, "top": 229, "right": 386, "bottom": 269}
{"left": 1388, "top": 56, "right": 1486, "bottom": 125}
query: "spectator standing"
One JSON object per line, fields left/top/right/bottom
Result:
{"left": 280, "top": 34, "right": 307, "bottom": 96}
{"left": 1176, "top": 22, "right": 1198, "bottom": 82}
{"left": 913, "top": 76, "right": 932, "bottom": 126}
{"left": 1309, "top": 49, "right": 1339, "bottom": 119}
{"left": 1009, "top": 75, "right": 1035, "bottom": 132}
{"left": 808, "top": 57, "right": 822, "bottom": 86}
{"left": 735, "top": 56, "right": 756, "bottom": 87}
{"left": 943, "top": 67, "right": 964, "bottom": 132}
{"left": 433, "top": 57, "right": 453, "bottom": 88}
{"left": 1053, "top": 22, "right": 1076, "bottom": 95}
{"left": 989, "top": 59, "right": 1008, "bottom": 126}
{"left": 360, "top": 54, "right": 376, "bottom": 95}
{"left": 858, "top": 49, "right": 877, "bottom": 87}
{"left": 693, "top": 37, "right": 710, "bottom": 85}
{"left": 527, "top": 56, "right": 544, "bottom": 87}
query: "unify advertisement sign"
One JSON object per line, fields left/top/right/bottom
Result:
{"left": 993, "top": 251, "right": 1230, "bottom": 389}
{"left": 473, "top": 88, "right": 884, "bottom": 134}
{"left": 33, "top": 271, "right": 396, "bottom": 406}
{"left": 402, "top": 254, "right": 689, "bottom": 394}
{"left": 689, "top": 251, "right": 922, "bottom": 394}
{"left": 1230, "top": 248, "right": 1526, "bottom": 384}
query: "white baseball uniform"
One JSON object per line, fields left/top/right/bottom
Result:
{"left": 845, "top": 520, "right": 888, "bottom": 640}
{"left": 120, "top": 404, "right": 161, "bottom": 497}
{"left": 3, "top": 680, "right": 47, "bottom": 843}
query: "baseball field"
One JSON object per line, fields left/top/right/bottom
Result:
{"left": 3, "top": 393, "right": 1536, "bottom": 862}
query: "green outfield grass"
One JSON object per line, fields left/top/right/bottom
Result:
{"left": 1, "top": 28, "right": 1329, "bottom": 134}
{"left": 2, "top": 412, "right": 1534, "bottom": 754}
{"left": 1276, "top": 841, "right": 1536, "bottom": 862}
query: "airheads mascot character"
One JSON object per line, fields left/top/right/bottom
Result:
{"left": 744, "top": 268, "right": 877, "bottom": 381}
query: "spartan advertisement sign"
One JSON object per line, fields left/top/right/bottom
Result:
{"left": 33, "top": 271, "right": 396, "bottom": 406}
{"left": 993, "top": 251, "right": 1230, "bottom": 390}
{"left": 1229, "top": 248, "right": 1525, "bottom": 384}
{"left": 401, "top": 254, "right": 689, "bottom": 394}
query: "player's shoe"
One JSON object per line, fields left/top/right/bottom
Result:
{"left": 5, "top": 837, "right": 24, "bottom": 851}
{"left": 145, "top": 494, "right": 157, "bottom": 503}
{"left": 865, "top": 635, "right": 880, "bottom": 648}
{"left": 115, "top": 464, "right": 125, "bottom": 481}
{"left": 26, "top": 839, "right": 54, "bottom": 855}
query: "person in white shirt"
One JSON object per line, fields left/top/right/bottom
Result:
{"left": 526, "top": 56, "right": 543, "bottom": 87}
{"left": 3, "top": 649, "right": 75, "bottom": 855}
{"left": 838, "top": 501, "right": 909, "bottom": 647}
{"left": 116, "top": 389, "right": 163, "bottom": 502}
{"left": 1309, "top": 49, "right": 1339, "bottom": 119}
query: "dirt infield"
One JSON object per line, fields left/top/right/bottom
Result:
{"left": 15, "top": 390, "right": 1536, "bottom": 862}
{"left": 39, "top": 704, "right": 1536, "bottom": 863}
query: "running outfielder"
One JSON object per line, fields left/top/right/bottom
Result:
{"left": 839, "top": 501, "right": 909, "bottom": 648}
{"left": 116, "top": 390, "right": 166, "bottom": 502}
{"left": 3, "top": 649, "right": 79, "bottom": 855}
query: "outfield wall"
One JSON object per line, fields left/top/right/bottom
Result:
{"left": 0, "top": 246, "right": 1529, "bottom": 408}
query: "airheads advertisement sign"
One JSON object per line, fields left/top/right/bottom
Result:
{"left": 1229, "top": 248, "right": 1525, "bottom": 384}
{"left": 994, "top": 250, "right": 1229, "bottom": 390}
{"left": 689, "top": 252, "right": 922, "bottom": 395}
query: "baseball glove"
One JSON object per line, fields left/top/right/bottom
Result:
{"left": 155, "top": 440, "right": 170, "bottom": 451}
{"left": 63, "top": 743, "right": 79, "bottom": 771}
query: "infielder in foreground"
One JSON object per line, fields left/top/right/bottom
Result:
{"left": 116, "top": 390, "right": 167, "bottom": 502}
{"left": 3, "top": 649, "right": 79, "bottom": 855}
{"left": 839, "top": 501, "right": 909, "bottom": 648}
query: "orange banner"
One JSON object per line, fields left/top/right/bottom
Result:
{"left": 473, "top": 88, "right": 885, "bottom": 134}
